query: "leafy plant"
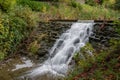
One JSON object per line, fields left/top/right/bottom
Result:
{"left": 85, "top": 0, "right": 96, "bottom": 6}
{"left": 0, "top": 4, "right": 39, "bottom": 60}
{"left": 0, "top": 51, "right": 5, "bottom": 60}
{"left": 28, "top": 40, "right": 40, "bottom": 55}
{"left": 14, "top": 6, "right": 38, "bottom": 28}
{"left": 0, "top": 0, "right": 16, "bottom": 11}
{"left": 17, "top": 0, "right": 50, "bottom": 12}
{"left": 114, "top": 0, "right": 120, "bottom": 10}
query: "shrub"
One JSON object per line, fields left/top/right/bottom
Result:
{"left": 28, "top": 40, "right": 40, "bottom": 55}
{"left": 0, "top": 14, "right": 9, "bottom": 58}
{"left": 0, "top": 5, "right": 39, "bottom": 60}
{"left": 17, "top": 0, "right": 50, "bottom": 12}
{"left": 103, "top": 0, "right": 116, "bottom": 9}
{"left": 14, "top": 6, "right": 38, "bottom": 29}
{"left": 85, "top": 0, "right": 104, "bottom": 6}
{"left": 85, "top": 0, "right": 96, "bottom": 6}
{"left": 70, "top": 0, "right": 82, "bottom": 10}
{"left": 0, "top": 51, "right": 5, "bottom": 60}
{"left": 59, "top": 0, "right": 71, "bottom": 3}
{"left": 0, "top": 14, "right": 28, "bottom": 59}
{"left": 113, "top": 20, "right": 120, "bottom": 34}
{"left": 78, "top": 4, "right": 120, "bottom": 19}
{"left": 0, "top": 0, "right": 16, "bottom": 11}
{"left": 114, "top": 0, "right": 120, "bottom": 10}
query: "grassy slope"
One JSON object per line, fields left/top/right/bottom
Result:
{"left": 65, "top": 41, "right": 120, "bottom": 80}
{"left": 38, "top": 2, "right": 120, "bottom": 20}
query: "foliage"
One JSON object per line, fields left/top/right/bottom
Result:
{"left": 114, "top": 0, "right": 120, "bottom": 10}
{"left": 0, "top": 0, "right": 119, "bottom": 61}
{"left": 14, "top": 6, "right": 38, "bottom": 28}
{"left": 85, "top": 0, "right": 96, "bottom": 6}
{"left": 17, "top": 0, "right": 50, "bottom": 12}
{"left": 113, "top": 20, "right": 120, "bottom": 34}
{"left": 0, "top": 0, "right": 16, "bottom": 11}
{"left": 43, "top": 3, "right": 120, "bottom": 20}
{"left": 69, "top": 0, "right": 82, "bottom": 10}
{"left": 73, "top": 43, "right": 94, "bottom": 64}
{"left": 66, "top": 39, "right": 120, "bottom": 80}
{"left": 78, "top": 4, "right": 120, "bottom": 19}
{"left": 59, "top": 0, "right": 71, "bottom": 3}
{"left": 0, "top": 14, "right": 26, "bottom": 60}
{"left": 28, "top": 40, "right": 40, "bottom": 55}
{"left": 0, "top": 50, "right": 5, "bottom": 60}
{"left": 103, "top": 0, "right": 116, "bottom": 9}
{"left": 0, "top": 5, "right": 38, "bottom": 60}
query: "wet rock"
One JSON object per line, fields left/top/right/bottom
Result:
{"left": 73, "top": 38, "right": 80, "bottom": 45}
{"left": 35, "top": 22, "right": 71, "bottom": 58}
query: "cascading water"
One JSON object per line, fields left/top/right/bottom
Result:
{"left": 24, "top": 22, "right": 94, "bottom": 79}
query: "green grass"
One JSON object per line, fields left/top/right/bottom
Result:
{"left": 78, "top": 4, "right": 120, "bottom": 20}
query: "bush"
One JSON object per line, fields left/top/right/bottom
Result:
{"left": 17, "top": 0, "right": 50, "bottom": 12}
{"left": 14, "top": 6, "right": 38, "bottom": 29}
{"left": 114, "top": 0, "right": 120, "bottom": 10}
{"left": 0, "top": 51, "right": 5, "bottom": 60}
{"left": 0, "top": 0, "right": 16, "bottom": 11}
{"left": 113, "top": 20, "right": 120, "bottom": 34}
{"left": 85, "top": 0, "right": 96, "bottom": 6}
{"left": 70, "top": 0, "right": 82, "bottom": 10}
{"left": 59, "top": 0, "right": 71, "bottom": 3}
{"left": 85, "top": 0, "right": 103, "bottom": 6}
{"left": 103, "top": 0, "right": 116, "bottom": 9}
{"left": 78, "top": 4, "right": 120, "bottom": 19}
{"left": 28, "top": 40, "right": 40, "bottom": 55}
{"left": 0, "top": 5, "right": 39, "bottom": 60}
{"left": 0, "top": 14, "right": 28, "bottom": 59}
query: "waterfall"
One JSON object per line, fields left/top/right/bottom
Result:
{"left": 25, "top": 22, "right": 94, "bottom": 79}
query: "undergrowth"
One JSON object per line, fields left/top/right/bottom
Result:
{"left": 65, "top": 39, "right": 120, "bottom": 80}
{"left": 0, "top": 0, "right": 39, "bottom": 60}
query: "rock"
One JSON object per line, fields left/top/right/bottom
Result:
{"left": 35, "top": 22, "right": 71, "bottom": 58}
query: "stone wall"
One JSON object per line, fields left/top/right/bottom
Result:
{"left": 36, "top": 22, "right": 71, "bottom": 58}
{"left": 90, "top": 23, "right": 120, "bottom": 50}
{"left": 34, "top": 21, "right": 119, "bottom": 60}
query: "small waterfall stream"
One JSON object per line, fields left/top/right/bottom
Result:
{"left": 24, "top": 22, "right": 94, "bottom": 79}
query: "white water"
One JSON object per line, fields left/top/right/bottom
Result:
{"left": 26, "top": 23, "right": 94, "bottom": 78}
{"left": 12, "top": 57, "right": 33, "bottom": 71}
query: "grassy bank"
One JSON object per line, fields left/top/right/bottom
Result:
{"left": 38, "top": 0, "right": 120, "bottom": 20}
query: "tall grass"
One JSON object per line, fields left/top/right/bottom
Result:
{"left": 39, "top": 2, "right": 120, "bottom": 20}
